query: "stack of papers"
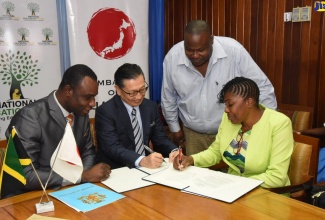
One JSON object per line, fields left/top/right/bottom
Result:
{"left": 142, "top": 165, "right": 263, "bottom": 203}
{"left": 49, "top": 183, "right": 125, "bottom": 212}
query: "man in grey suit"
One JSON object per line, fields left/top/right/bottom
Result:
{"left": 5, "top": 64, "right": 111, "bottom": 196}
{"left": 96, "top": 63, "right": 178, "bottom": 169}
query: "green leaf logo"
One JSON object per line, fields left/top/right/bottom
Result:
{"left": 0, "top": 50, "right": 40, "bottom": 100}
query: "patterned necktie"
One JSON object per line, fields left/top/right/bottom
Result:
{"left": 131, "top": 108, "right": 144, "bottom": 155}
{"left": 67, "top": 114, "right": 73, "bottom": 126}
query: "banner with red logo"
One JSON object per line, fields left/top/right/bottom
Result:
{"left": 0, "top": 0, "right": 61, "bottom": 139}
{"left": 66, "top": 0, "right": 149, "bottom": 116}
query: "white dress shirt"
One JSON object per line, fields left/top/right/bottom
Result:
{"left": 161, "top": 36, "right": 277, "bottom": 134}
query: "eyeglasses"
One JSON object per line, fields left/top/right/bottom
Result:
{"left": 119, "top": 82, "right": 149, "bottom": 97}
{"left": 234, "top": 132, "right": 244, "bottom": 155}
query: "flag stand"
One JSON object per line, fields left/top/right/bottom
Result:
{"left": 36, "top": 201, "right": 55, "bottom": 213}
{"left": 34, "top": 165, "right": 55, "bottom": 214}
{"left": 32, "top": 156, "right": 55, "bottom": 213}
{"left": 13, "top": 127, "right": 55, "bottom": 213}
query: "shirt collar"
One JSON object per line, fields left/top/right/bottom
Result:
{"left": 210, "top": 37, "right": 227, "bottom": 64}
{"left": 121, "top": 100, "right": 140, "bottom": 117}
{"left": 53, "top": 91, "right": 70, "bottom": 117}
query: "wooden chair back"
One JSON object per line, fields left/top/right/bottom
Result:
{"left": 268, "top": 133, "right": 319, "bottom": 202}
{"left": 300, "top": 127, "right": 325, "bottom": 148}
{"left": 289, "top": 142, "right": 313, "bottom": 186}
{"left": 277, "top": 103, "right": 314, "bottom": 131}
{"left": 293, "top": 133, "right": 320, "bottom": 183}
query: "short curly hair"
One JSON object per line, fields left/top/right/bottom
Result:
{"left": 59, "top": 64, "right": 97, "bottom": 89}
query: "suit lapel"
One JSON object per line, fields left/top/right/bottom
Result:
{"left": 220, "top": 122, "right": 241, "bottom": 153}
{"left": 47, "top": 91, "right": 67, "bottom": 130}
{"left": 139, "top": 100, "right": 150, "bottom": 145}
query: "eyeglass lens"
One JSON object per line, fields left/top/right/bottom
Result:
{"left": 129, "top": 87, "right": 148, "bottom": 97}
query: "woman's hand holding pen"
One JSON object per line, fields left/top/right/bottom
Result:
{"left": 173, "top": 154, "right": 194, "bottom": 171}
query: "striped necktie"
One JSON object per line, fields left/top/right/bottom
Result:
{"left": 131, "top": 108, "right": 144, "bottom": 155}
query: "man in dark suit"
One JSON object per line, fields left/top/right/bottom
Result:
{"left": 5, "top": 64, "right": 111, "bottom": 195}
{"left": 96, "top": 63, "right": 178, "bottom": 169}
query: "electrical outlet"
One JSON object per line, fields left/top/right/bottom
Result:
{"left": 284, "top": 12, "right": 292, "bottom": 22}
{"left": 292, "top": 7, "right": 301, "bottom": 22}
{"left": 301, "top": 6, "right": 311, "bottom": 21}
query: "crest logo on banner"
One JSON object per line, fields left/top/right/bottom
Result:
{"left": 0, "top": 1, "right": 18, "bottom": 20}
{"left": 23, "top": 2, "right": 44, "bottom": 21}
{"left": 27, "top": 2, "right": 39, "bottom": 16}
{"left": 17, "top": 27, "right": 30, "bottom": 42}
{"left": 87, "top": 8, "right": 136, "bottom": 60}
{"left": 38, "top": 28, "right": 57, "bottom": 46}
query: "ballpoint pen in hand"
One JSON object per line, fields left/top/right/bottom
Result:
{"left": 143, "top": 145, "right": 166, "bottom": 163}
{"left": 178, "top": 146, "right": 183, "bottom": 165}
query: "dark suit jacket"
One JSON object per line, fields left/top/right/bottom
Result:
{"left": 5, "top": 91, "right": 95, "bottom": 193}
{"left": 96, "top": 95, "right": 176, "bottom": 169}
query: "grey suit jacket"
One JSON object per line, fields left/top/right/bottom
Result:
{"left": 96, "top": 95, "right": 176, "bottom": 169}
{"left": 5, "top": 91, "right": 95, "bottom": 193}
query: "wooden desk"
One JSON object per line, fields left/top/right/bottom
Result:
{"left": 124, "top": 184, "right": 273, "bottom": 219}
{"left": 124, "top": 185, "right": 325, "bottom": 220}
{"left": 1, "top": 184, "right": 325, "bottom": 219}
{"left": 0, "top": 187, "right": 166, "bottom": 220}
{"left": 238, "top": 189, "right": 325, "bottom": 219}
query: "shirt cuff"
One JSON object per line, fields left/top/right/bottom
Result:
{"left": 135, "top": 155, "right": 145, "bottom": 167}
{"left": 169, "top": 122, "right": 181, "bottom": 133}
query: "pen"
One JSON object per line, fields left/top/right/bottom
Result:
{"left": 143, "top": 145, "right": 166, "bottom": 163}
{"left": 178, "top": 146, "right": 182, "bottom": 165}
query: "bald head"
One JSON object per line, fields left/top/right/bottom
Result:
{"left": 185, "top": 20, "right": 211, "bottom": 36}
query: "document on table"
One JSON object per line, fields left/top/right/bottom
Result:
{"left": 27, "top": 214, "right": 67, "bottom": 220}
{"left": 142, "top": 165, "right": 201, "bottom": 189}
{"left": 142, "top": 165, "right": 263, "bottom": 203}
{"left": 101, "top": 167, "right": 155, "bottom": 193}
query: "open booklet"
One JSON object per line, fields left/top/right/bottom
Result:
{"left": 101, "top": 167, "right": 156, "bottom": 193}
{"left": 101, "top": 159, "right": 172, "bottom": 193}
{"left": 142, "top": 165, "right": 263, "bottom": 203}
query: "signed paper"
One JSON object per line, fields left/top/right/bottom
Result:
{"left": 142, "top": 165, "right": 263, "bottom": 203}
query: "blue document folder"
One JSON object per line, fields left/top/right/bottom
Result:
{"left": 49, "top": 183, "right": 125, "bottom": 212}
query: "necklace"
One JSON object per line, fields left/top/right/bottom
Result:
{"left": 234, "top": 131, "right": 245, "bottom": 155}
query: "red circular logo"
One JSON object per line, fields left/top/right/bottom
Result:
{"left": 87, "top": 8, "right": 136, "bottom": 60}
